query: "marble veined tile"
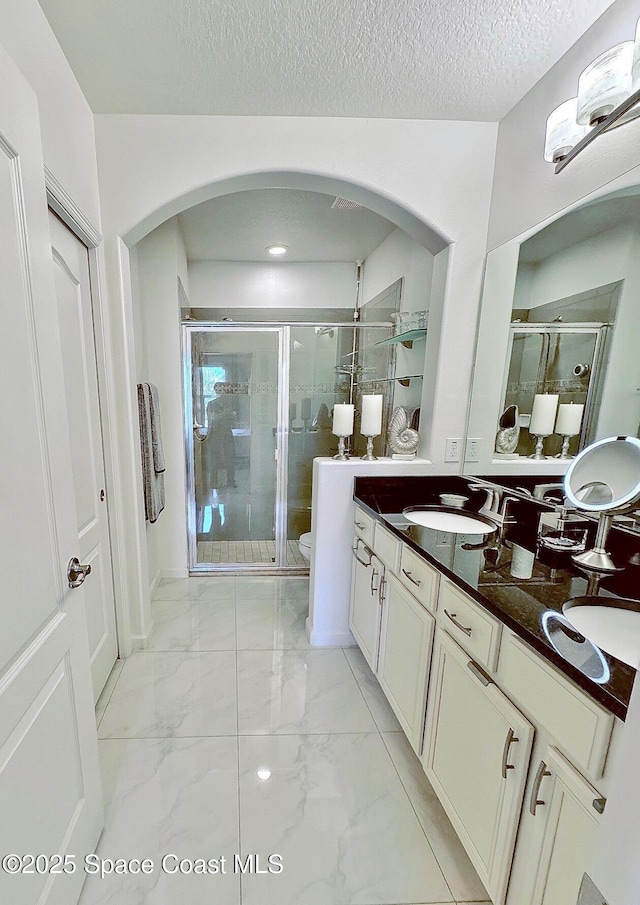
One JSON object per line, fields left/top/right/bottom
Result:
{"left": 235, "top": 576, "right": 309, "bottom": 601}
{"left": 98, "top": 651, "right": 237, "bottom": 738}
{"left": 343, "top": 647, "right": 402, "bottom": 732}
{"left": 238, "top": 733, "right": 453, "bottom": 905}
{"left": 382, "top": 731, "right": 489, "bottom": 904}
{"left": 153, "top": 576, "right": 236, "bottom": 601}
{"left": 96, "top": 659, "right": 125, "bottom": 728}
{"left": 236, "top": 595, "right": 310, "bottom": 650}
{"left": 237, "top": 649, "right": 377, "bottom": 735}
{"left": 148, "top": 598, "right": 236, "bottom": 651}
{"left": 78, "top": 737, "right": 240, "bottom": 905}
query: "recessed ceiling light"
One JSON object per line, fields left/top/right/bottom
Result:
{"left": 266, "top": 244, "right": 289, "bottom": 256}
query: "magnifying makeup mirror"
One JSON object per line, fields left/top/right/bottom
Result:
{"left": 564, "top": 436, "right": 640, "bottom": 572}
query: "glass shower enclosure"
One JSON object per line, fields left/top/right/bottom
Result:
{"left": 183, "top": 321, "right": 393, "bottom": 572}
{"left": 502, "top": 323, "right": 609, "bottom": 457}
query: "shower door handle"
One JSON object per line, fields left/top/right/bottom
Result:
{"left": 67, "top": 557, "right": 92, "bottom": 588}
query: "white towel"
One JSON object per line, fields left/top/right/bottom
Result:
{"left": 137, "top": 382, "right": 165, "bottom": 523}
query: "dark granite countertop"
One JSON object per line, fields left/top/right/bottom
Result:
{"left": 354, "top": 475, "right": 639, "bottom": 721}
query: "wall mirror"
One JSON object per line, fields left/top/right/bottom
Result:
{"left": 465, "top": 173, "right": 640, "bottom": 476}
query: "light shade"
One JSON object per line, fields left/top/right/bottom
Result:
{"left": 577, "top": 42, "right": 634, "bottom": 125}
{"left": 544, "top": 98, "right": 589, "bottom": 162}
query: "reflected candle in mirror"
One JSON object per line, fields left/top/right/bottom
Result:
{"left": 361, "top": 394, "right": 383, "bottom": 436}
{"left": 529, "top": 394, "right": 559, "bottom": 436}
{"left": 555, "top": 402, "right": 584, "bottom": 436}
{"left": 332, "top": 403, "right": 354, "bottom": 436}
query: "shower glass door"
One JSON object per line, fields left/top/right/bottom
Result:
{"left": 186, "top": 326, "right": 284, "bottom": 569}
{"left": 185, "top": 320, "right": 394, "bottom": 572}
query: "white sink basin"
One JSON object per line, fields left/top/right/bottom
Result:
{"left": 402, "top": 506, "right": 497, "bottom": 534}
{"left": 563, "top": 597, "right": 640, "bottom": 669}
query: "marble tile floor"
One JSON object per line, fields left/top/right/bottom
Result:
{"left": 83, "top": 576, "right": 490, "bottom": 905}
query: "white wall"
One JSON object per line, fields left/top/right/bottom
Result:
{"left": 516, "top": 225, "right": 631, "bottom": 309}
{"left": 0, "top": 0, "right": 100, "bottom": 226}
{"left": 136, "top": 219, "right": 190, "bottom": 584}
{"left": 189, "top": 261, "right": 356, "bottom": 310}
{"left": 361, "top": 227, "right": 433, "bottom": 312}
{"left": 95, "top": 115, "right": 497, "bottom": 487}
{"left": 361, "top": 228, "right": 435, "bottom": 434}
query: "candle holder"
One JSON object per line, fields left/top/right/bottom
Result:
{"left": 333, "top": 436, "right": 350, "bottom": 460}
{"left": 361, "top": 435, "right": 377, "bottom": 461}
{"left": 530, "top": 434, "right": 550, "bottom": 460}
{"left": 558, "top": 433, "right": 577, "bottom": 459}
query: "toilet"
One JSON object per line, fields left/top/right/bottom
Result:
{"left": 298, "top": 532, "right": 312, "bottom": 562}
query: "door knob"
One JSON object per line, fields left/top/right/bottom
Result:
{"left": 67, "top": 557, "right": 92, "bottom": 588}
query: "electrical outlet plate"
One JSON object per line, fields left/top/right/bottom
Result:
{"left": 466, "top": 437, "right": 481, "bottom": 462}
{"left": 444, "top": 438, "right": 462, "bottom": 462}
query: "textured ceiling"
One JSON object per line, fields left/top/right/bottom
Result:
{"left": 178, "top": 189, "right": 396, "bottom": 262}
{"left": 38, "top": 0, "right": 615, "bottom": 119}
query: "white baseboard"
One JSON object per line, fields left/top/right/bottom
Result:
{"left": 149, "top": 570, "right": 162, "bottom": 597}
{"left": 161, "top": 568, "right": 190, "bottom": 579}
{"left": 130, "top": 620, "right": 154, "bottom": 651}
{"left": 306, "top": 617, "right": 355, "bottom": 648}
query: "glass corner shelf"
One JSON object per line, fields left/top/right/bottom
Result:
{"left": 375, "top": 328, "right": 427, "bottom": 349}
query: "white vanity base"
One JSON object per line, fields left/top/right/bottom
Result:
{"left": 307, "top": 457, "right": 432, "bottom": 647}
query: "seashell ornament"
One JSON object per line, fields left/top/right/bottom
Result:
{"left": 388, "top": 406, "right": 420, "bottom": 458}
{"left": 495, "top": 404, "right": 520, "bottom": 457}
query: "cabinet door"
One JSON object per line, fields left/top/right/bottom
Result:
{"left": 527, "top": 747, "right": 603, "bottom": 905}
{"left": 349, "top": 538, "right": 383, "bottom": 670}
{"left": 377, "top": 575, "right": 435, "bottom": 752}
{"left": 423, "top": 630, "right": 534, "bottom": 905}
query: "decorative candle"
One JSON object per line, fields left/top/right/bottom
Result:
{"left": 332, "top": 403, "right": 354, "bottom": 436}
{"left": 361, "top": 394, "right": 383, "bottom": 436}
{"left": 555, "top": 403, "right": 584, "bottom": 436}
{"left": 529, "top": 394, "right": 559, "bottom": 436}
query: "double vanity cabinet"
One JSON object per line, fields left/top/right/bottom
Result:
{"left": 349, "top": 487, "right": 628, "bottom": 905}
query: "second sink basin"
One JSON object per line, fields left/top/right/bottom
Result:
{"left": 402, "top": 506, "right": 497, "bottom": 534}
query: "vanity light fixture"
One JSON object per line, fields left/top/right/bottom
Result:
{"left": 545, "top": 18, "right": 640, "bottom": 172}
{"left": 266, "top": 244, "right": 289, "bottom": 256}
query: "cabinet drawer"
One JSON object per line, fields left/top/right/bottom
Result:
{"left": 438, "top": 579, "right": 502, "bottom": 672}
{"left": 374, "top": 523, "right": 400, "bottom": 573}
{"left": 500, "top": 633, "right": 614, "bottom": 779}
{"left": 353, "top": 506, "right": 375, "bottom": 546}
{"left": 399, "top": 545, "right": 439, "bottom": 614}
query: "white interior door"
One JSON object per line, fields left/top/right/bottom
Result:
{"left": 0, "top": 43, "right": 103, "bottom": 905}
{"left": 49, "top": 211, "right": 118, "bottom": 700}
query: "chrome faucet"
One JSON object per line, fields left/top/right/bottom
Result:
{"left": 469, "top": 484, "right": 518, "bottom": 526}
{"left": 532, "top": 482, "right": 565, "bottom": 502}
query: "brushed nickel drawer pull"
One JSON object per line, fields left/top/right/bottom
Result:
{"left": 402, "top": 568, "right": 421, "bottom": 587}
{"left": 444, "top": 609, "right": 472, "bottom": 636}
{"left": 467, "top": 660, "right": 493, "bottom": 686}
{"left": 355, "top": 521, "right": 366, "bottom": 530}
{"left": 529, "top": 760, "right": 551, "bottom": 815}
{"left": 592, "top": 797, "right": 606, "bottom": 815}
{"left": 352, "top": 541, "right": 372, "bottom": 567}
{"left": 501, "top": 727, "right": 519, "bottom": 779}
{"left": 370, "top": 566, "right": 380, "bottom": 594}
